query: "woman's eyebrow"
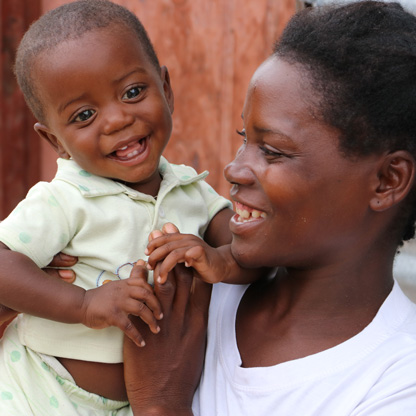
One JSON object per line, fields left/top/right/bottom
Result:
{"left": 253, "top": 125, "right": 293, "bottom": 141}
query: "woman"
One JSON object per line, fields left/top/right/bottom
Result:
{"left": 124, "top": 1, "right": 416, "bottom": 415}
{"left": 2, "top": 1, "right": 416, "bottom": 415}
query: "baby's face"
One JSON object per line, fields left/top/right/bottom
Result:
{"left": 33, "top": 24, "right": 173, "bottom": 195}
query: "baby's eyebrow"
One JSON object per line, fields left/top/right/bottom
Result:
{"left": 113, "top": 67, "right": 147, "bottom": 85}
{"left": 58, "top": 93, "right": 88, "bottom": 115}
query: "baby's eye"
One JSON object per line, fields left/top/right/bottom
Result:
{"left": 74, "top": 109, "right": 95, "bottom": 122}
{"left": 123, "top": 86, "right": 143, "bottom": 100}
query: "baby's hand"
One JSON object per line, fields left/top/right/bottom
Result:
{"left": 81, "top": 261, "right": 163, "bottom": 347}
{"left": 145, "top": 223, "right": 229, "bottom": 285}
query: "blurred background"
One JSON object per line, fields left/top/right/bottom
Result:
{"left": 1, "top": 0, "right": 415, "bottom": 300}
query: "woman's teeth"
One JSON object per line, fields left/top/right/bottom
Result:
{"left": 235, "top": 205, "right": 267, "bottom": 222}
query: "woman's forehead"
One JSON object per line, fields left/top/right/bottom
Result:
{"left": 244, "top": 57, "right": 319, "bottom": 126}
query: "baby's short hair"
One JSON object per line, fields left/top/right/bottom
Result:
{"left": 15, "top": 0, "right": 160, "bottom": 123}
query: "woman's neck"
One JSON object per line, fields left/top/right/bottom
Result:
{"left": 235, "top": 263, "right": 394, "bottom": 368}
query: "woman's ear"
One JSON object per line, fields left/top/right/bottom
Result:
{"left": 370, "top": 150, "right": 415, "bottom": 212}
{"left": 34, "top": 123, "right": 71, "bottom": 159}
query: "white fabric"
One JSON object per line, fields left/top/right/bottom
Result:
{"left": 193, "top": 281, "right": 416, "bottom": 415}
{"left": 0, "top": 321, "right": 132, "bottom": 415}
{"left": 0, "top": 157, "right": 231, "bottom": 363}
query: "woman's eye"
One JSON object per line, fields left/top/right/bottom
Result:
{"left": 123, "top": 86, "right": 143, "bottom": 100}
{"left": 260, "top": 145, "right": 284, "bottom": 158}
{"left": 236, "top": 129, "right": 247, "bottom": 144}
{"left": 74, "top": 109, "right": 95, "bottom": 122}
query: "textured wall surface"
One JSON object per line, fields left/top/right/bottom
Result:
{"left": 0, "top": 1, "right": 41, "bottom": 218}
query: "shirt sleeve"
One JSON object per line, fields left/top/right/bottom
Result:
{"left": 196, "top": 179, "right": 233, "bottom": 221}
{"left": 0, "top": 182, "right": 72, "bottom": 267}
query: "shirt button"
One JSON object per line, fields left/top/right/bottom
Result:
{"left": 159, "top": 206, "right": 165, "bottom": 218}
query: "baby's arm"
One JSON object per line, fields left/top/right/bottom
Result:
{"left": 146, "top": 208, "right": 265, "bottom": 285}
{"left": 0, "top": 243, "right": 162, "bottom": 347}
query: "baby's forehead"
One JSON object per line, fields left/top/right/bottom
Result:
{"left": 31, "top": 23, "right": 148, "bottom": 78}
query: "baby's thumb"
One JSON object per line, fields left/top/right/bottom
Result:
{"left": 162, "top": 222, "right": 179, "bottom": 234}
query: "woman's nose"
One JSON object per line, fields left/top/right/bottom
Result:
{"left": 102, "top": 104, "right": 135, "bottom": 135}
{"left": 224, "top": 146, "right": 255, "bottom": 186}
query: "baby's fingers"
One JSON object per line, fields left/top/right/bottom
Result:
{"left": 147, "top": 223, "right": 179, "bottom": 243}
{"left": 162, "top": 223, "right": 179, "bottom": 234}
{"left": 120, "top": 294, "right": 161, "bottom": 336}
{"left": 119, "top": 316, "right": 146, "bottom": 348}
{"left": 127, "top": 282, "right": 164, "bottom": 321}
{"left": 152, "top": 250, "right": 190, "bottom": 284}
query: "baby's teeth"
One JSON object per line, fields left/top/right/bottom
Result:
{"left": 119, "top": 146, "right": 128, "bottom": 150}
{"left": 127, "top": 150, "right": 139, "bottom": 158}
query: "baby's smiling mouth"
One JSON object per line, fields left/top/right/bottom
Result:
{"left": 235, "top": 202, "right": 267, "bottom": 223}
{"left": 109, "top": 137, "right": 147, "bottom": 161}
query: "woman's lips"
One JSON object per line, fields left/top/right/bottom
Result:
{"left": 234, "top": 201, "right": 267, "bottom": 223}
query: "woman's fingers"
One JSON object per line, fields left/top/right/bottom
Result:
{"left": 47, "top": 252, "right": 78, "bottom": 267}
{"left": 43, "top": 252, "right": 77, "bottom": 283}
{"left": 43, "top": 267, "right": 76, "bottom": 283}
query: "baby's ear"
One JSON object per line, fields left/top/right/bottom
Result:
{"left": 370, "top": 150, "right": 415, "bottom": 212}
{"left": 160, "top": 66, "right": 174, "bottom": 114}
{"left": 34, "top": 122, "right": 71, "bottom": 159}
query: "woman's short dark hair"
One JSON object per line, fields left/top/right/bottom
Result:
{"left": 274, "top": 1, "right": 416, "bottom": 245}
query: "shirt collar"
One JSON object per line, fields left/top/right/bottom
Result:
{"left": 54, "top": 157, "right": 208, "bottom": 201}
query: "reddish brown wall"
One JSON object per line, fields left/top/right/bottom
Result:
{"left": 1, "top": 0, "right": 41, "bottom": 218}
{"left": 0, "top": 0, "right": 295, "bottom": 219}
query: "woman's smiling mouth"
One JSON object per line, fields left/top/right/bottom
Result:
{"left": 234, "top": 201, "right": 267, "bottom": 223}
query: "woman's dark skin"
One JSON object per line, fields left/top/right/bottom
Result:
{"left": 123, "top": 261, "right": 211, "bottom": 416}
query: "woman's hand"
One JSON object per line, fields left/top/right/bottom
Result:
{"left": 124, "top": 261, "right": 212, "bottom": 416}
{"left": 43, "top": 252, "right": 78, "bottom": 283}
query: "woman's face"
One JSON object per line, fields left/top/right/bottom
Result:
{"left": 224, "top": 56, "right": 380, "bottom": 270}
